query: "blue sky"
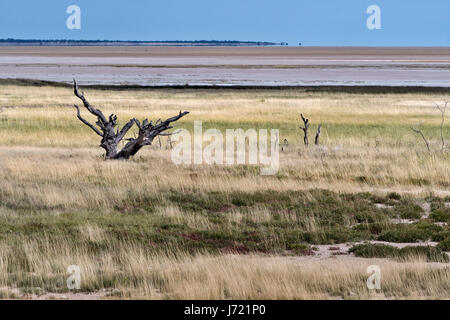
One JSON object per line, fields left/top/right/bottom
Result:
{"left": 0, "top": 0, "right": 449, "bottom": 46}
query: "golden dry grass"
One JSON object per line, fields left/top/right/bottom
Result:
{"left": 0, "top": 85, "right": 449, "bottom": 200}
{"left": 0, "top": 84, "right": 448, "bottom": 146}
{"left": 0, "top": 146, "right": 448, "bottom": 213}
{"left": 0, "top": 242, "right": 448, "bottom": 299}
{"left": 0, "top": 84, "right": 448, "bottom": 299}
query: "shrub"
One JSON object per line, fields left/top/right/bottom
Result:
{"left": 429, "top": 202, "right": 450, "bottom": 223}
{"left": 437, "top": 238, "right": 450, "bottom": 251}
{"left": 378, "top": 222, "right": 443, "bottom": 242}
{"left": 388, "top": 192, "right": 401, "bottom": 201}
{"left": 393, "top": 199, "right": 423, "bottom": 219}
{"left": 349, "top": 243, "right": 449, "bottom": 262}
{"left": 349, "top": 243, "right": 397, "bottom": 257}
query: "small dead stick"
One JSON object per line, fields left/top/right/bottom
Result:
{"left": 315, "top": 124, "right": 322, "bottom": 145}
{"left": 281, "top": 139, "right": 288, "bottom": 151}
{"left": 435, "top": 101, "right": 448, "bottom": 152}
{"left": 158, "top": 135, "right": 162, "bottom": 149}
{"left": 411, "top": 124, "right": 431, "bottom": 153}
{"left": 300, "top": 114, "right": 309, "bottom": 146}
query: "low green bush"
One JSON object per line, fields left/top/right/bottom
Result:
{"left": 350, "top": 243, "right": 449, "bottom": 262}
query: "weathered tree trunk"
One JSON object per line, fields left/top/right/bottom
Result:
{"left": 73, "top": 80, "right": 189, "bottom": 160}
{"left": 300, "top": 113, "right": 309, "bottom": 146}
{"left": 315, "top": 124, "right": 322, "bottom": 145}
{"left": 114, "top": 112, "right": 188, "bottom": 160}
{"left": 300, "top": 114, "right": 322, "bottom": 146}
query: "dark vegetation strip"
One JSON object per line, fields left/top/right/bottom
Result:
{"left": 0, "top": 189, "right": 448, "bottom": 256}
{"left": 1, "top": 78, "right": 450, "bottom": 94}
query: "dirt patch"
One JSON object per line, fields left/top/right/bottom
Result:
{"left": 390, "top": 218, "right": 416, "bottom": 224}
{"left": 375, "top": 203, "right": 394, "bottom": 210}
{"left": 420, "top": 202, "right": 431, "bottom": 218}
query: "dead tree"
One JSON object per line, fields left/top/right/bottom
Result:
{"left": 73, "top": 80, "right": 189, "bottom": 160}
{"left": 411, "top": 123, "right": 431, "bottom": 153}
{"left": 300, "top": 114, "right": 309, "bottom": 146}
{"left": 315, "top": 124, "right": 322, "bottom": 145}
{"left": 300, "top": 114, "right": 322, "bottom": 146}
{"left": 411, "top": 101, "right": 448, "bottom": 154}
{"left": 435, "top": 101, "right": 448, "bottom": 152}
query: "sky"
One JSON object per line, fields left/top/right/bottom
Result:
{"left": 0, "top": 0, "right": 449, "bottom": 46}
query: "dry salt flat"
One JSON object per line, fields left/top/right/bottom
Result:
{"left": 1, "top": 46, "right": 450, "bottom": 86}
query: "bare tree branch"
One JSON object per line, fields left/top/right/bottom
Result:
{"left": 315, "top": 124, "right": 322, "bottom": 145}
{"left": 300, "top": 113, "right": 309, "bottom": 146}
{"left": 116, "top": 118, "right": 136, "bottom": 142}
{"left": 435, "top": 101, "right": 448, "bottom": 152}
{"left": 74, "top": 104, "right": 103, "bottom": 137}
{"left": 73, "top": 79, "right": 107, "bottom": 126}
{"left": 410, "top": 101, "right": 448, "bottom": 154}
{"left": 115, "top": 111, "right": 189, "bottom": 159}
{"left": 411, "top": 123, "right": 431, "bottom": 153}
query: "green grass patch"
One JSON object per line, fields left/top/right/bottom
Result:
{"left": 377, "top": 222, "right": 444, "bottom": 243}
{"left": 349, "top": 243, "right": 449, "bottom": 262}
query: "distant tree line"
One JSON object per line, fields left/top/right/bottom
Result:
{"left": 0, "top": 39, "right": 279, "bottom": 46}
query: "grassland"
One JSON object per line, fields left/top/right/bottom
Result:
{"left": 0, "top": 82, "right": 449, "bottom": 299}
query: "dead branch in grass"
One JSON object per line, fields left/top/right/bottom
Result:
{"left": 411, "top": 123, "right": 431, "bottom": 153}
{"left": 435, "top": 101, "right": 448, "bottom": 153}
{"left": 300, "top": 114, "right": 309, "bottom": 146}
